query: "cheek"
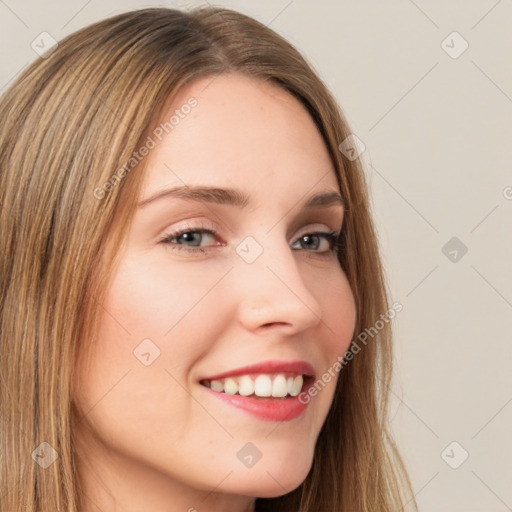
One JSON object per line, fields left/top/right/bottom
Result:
{"left": 317, "top": 269, "right": 357, "bottom": 352}
{"left": 296, "top": 268, "right": 357, "bottom": 412}
{"left": 71, "top": 258, "right": 172, "bottom": 426}
{"left": 312, "top": 270, "right": 357, "bottom": 397}
{"left": 102, "top": 252, "right": 227, "bottom": 339}
{"left": 73, "top": 253, "right": 231, "bottom": 421}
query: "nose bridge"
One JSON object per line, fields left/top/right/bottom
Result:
{"left": 234, "top": 231, "right": 322, "bottom": 331}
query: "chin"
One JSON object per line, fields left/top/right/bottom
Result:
{"left": 228, "top": 458, "right": 312, "bottom": 498}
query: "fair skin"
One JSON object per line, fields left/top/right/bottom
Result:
{"left": 73, "top": 73, "right": 357, "bottom": 512}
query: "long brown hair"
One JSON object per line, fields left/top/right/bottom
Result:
{"left": 0, "top": 7, "right": 417, "bottom": 511}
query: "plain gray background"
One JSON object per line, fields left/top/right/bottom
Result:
{"left": 1, "top": 1, "right": 511, "bottom": 510}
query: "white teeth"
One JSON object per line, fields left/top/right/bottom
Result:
{"left": 271, "top": 374, "right": 288, "bottom": 397}
{"left": 224, "top": 377, "right": 238, "bottom": 395}
{"left": 289, "top": 376, "right": 303, "bottom": 397}
{"left": 254, "top": 375, "right": 272, "bottom": 397}
{"left": 203, "top": 373, "right": 304, "bottom": 398}
{"left": 238, "top": 375, "right": 254, "bottom": 396}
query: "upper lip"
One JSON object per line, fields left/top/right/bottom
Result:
{"left": 200, "top": 360, "right": 316, "bottom": 381}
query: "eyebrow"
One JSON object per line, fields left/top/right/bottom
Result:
{"left": 137, "top": 185, "right": 344, "bottom": 210}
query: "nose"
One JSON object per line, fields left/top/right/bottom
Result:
{"left": 235, "top": 236, "right": 323, "bottom": 335}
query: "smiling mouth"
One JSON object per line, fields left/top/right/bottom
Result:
{"left": 199, "top": 372, "right": 311, "bottom": 399}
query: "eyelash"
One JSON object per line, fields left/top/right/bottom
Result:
{"left": 159, "top": 225, "right": 344, "bottom": 257}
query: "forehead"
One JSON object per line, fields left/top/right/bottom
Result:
{"left": 140, "top": 73, "right": 339, "bottom": 201}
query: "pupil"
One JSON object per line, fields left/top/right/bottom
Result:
{"left": 303, "top": 235, "right": 318, "bottom": 249}
{"left": 181, "top": 232, "right": 200, "bottom": 246}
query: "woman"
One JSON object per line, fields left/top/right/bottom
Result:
{"left": 0, "top": 6, "right": 417, "bottom": 512}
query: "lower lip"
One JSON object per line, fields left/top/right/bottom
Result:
{"left": 199, "top": 379, "right": 313, "bottom": 422}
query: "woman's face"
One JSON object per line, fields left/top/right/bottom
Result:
{"left": 73, "top": 73, "right": 357, "bottom": 511}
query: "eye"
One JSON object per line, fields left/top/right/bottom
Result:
{"left": 160, "top": 225, "right": 223, "bottom": 253}
{"left": 291, "top": 231, "right": 342, "bottom": 256}
{"left": 159, "top": 224, "right": 343, "bottom": 256}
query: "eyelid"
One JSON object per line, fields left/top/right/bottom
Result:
{"left": 160, "top": 220, "right": 340, "bottom": 244}
{"left": 293, "top": 222, "right": 340, "bottom": 238}
{"left": 160, "top": 219, "right": 219, "bottom": 238}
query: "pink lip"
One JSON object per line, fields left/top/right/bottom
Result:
{"left": 200, "top": 377, "right": 315, "bottom": 422}
{"left": 199, "top": 360, "right": 316, "bottom": 381}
